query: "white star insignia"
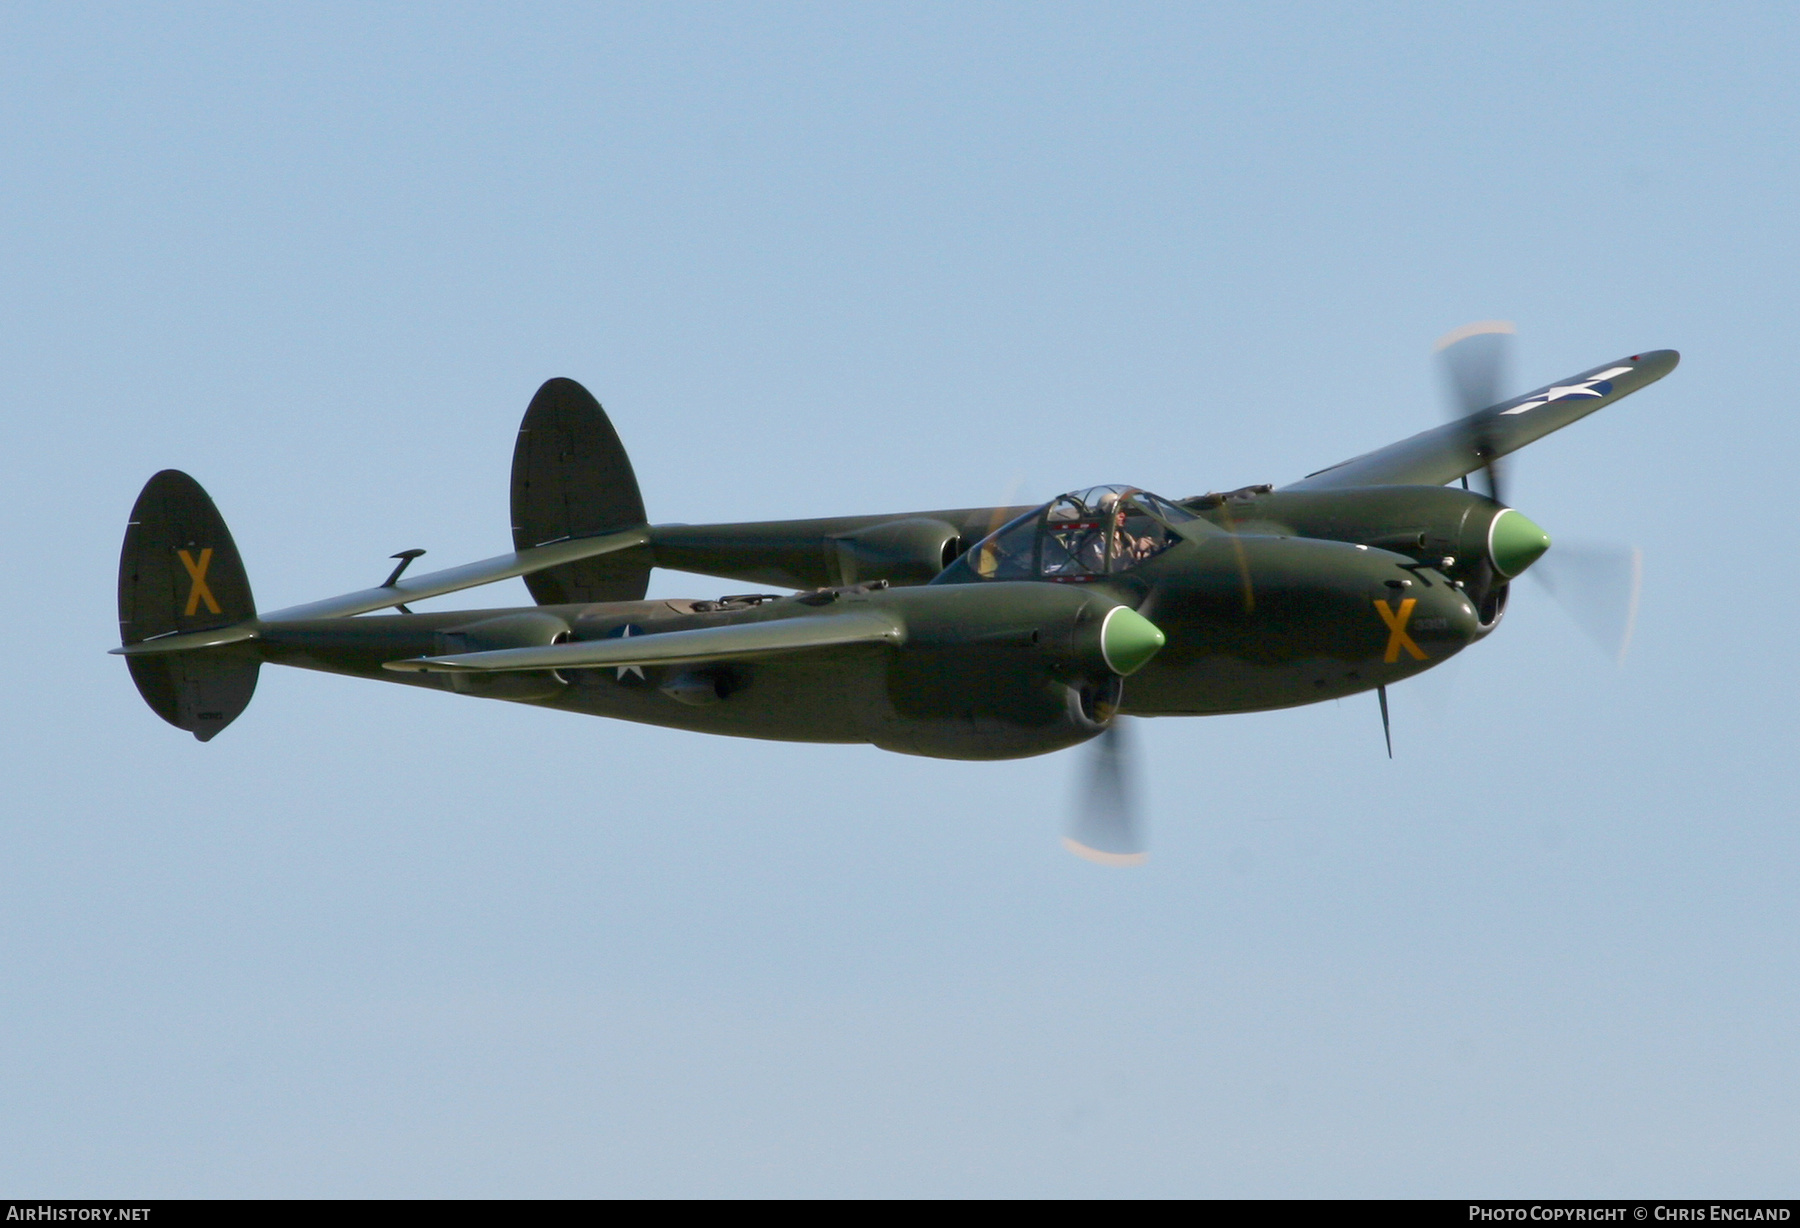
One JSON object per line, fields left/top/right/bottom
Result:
{"left": 615, "top": 624, "right": 645, "bottom": 680}
{"left": 1500, "top": 366, "right": 1632, "bottom": 416}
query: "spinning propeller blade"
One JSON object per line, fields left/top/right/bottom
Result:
{"left": 1531, "top": 543, "right": 1644, "bottom": 664}
{"left": 1435, "top": 320, "right": 1516, "bottom": 505}
{"left": 1064, "top": 719, "right": 1147, "bottom": 866}
{"left": 1434, "top": 322, "right": 1645, "bottom": 666}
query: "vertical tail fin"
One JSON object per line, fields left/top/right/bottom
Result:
{"left": 510, "top": 378, "right": 652, "bottom": 604}
{"left": 118, "top": 470, "right": 259, "bottom": 740}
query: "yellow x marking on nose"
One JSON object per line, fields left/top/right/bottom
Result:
{"left": 1374, "top": 597, "right": 1427, "bottom": 663}
{"left": 177, "top": 548, "right": 222, "bottom": 616}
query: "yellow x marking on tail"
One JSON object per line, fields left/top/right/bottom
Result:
{"left": 177, "top": 548, "right": 222, "bottom": 616}
{"left": 1374, "top": 597, "right": 1426, "bottom": 663}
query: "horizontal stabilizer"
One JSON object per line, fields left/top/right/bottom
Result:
{"left": 259, "top": 526, "right": 651, "bottom": 623}
{"left": 112, "top": 624, "right": 259, "bottom": 657}
{"left": 1285, "top": 350, "right": 1679, "bottom": 491}
{"left": 383, "top": 609, "right": 904, "bottom": 674}
{"left": 111, "top": 527, "right": 655, "bottom": 658}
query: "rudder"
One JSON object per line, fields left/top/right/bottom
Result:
{"left": 510, "top": 378, "right": 652, "bottom": 604}
{"left": 118, "top": 470, "right": 259, "bottom": 741}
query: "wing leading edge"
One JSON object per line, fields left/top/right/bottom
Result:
{"left": 1284, "top": 349, "right": 1679, "bottom": 492}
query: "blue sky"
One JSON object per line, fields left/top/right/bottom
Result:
{"left": 2, "top": 1, "right": 1795, "bottom": 1196}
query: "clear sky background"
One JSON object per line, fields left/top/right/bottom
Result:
{"left": 2, "top": 1, "right": 1794, "bottom": 1197}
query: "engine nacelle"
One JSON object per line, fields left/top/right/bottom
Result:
{"left": 866, "top": 582, "right": 1155, "bottom": 760}
{"left": 1183, "top": 484, "right": 1546, "bottom": 634}
{"left": 873, "top": 668, "right": 1121, "bottom": 761}
{"left": 827, "top": 518, "right": 964, "bottom": 586}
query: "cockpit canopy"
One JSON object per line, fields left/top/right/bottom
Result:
{"left": 934, "top": 485, "right": 1201, "bottom": 585}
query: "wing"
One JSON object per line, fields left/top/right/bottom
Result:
{"left": 382, "top": 608, "right": 904, "bottom": 674}
{"left": 1283, "top": 349, "right": 1679, "bottom": 491}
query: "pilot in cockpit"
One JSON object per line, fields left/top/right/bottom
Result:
{"left": 957, "top": 485, "right": 1192, "bottom": 584}
{"left": 1077, "top": 491, "right": 1160, "bottom": 572}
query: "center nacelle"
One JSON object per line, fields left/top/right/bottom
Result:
{"left": 1122, "top": 532, "right": 1483, "bottom": 715}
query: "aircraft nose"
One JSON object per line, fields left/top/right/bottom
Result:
{"left": 1373, "top": 570, "right": 1481, "bottom": 664}
{"left": 1429, "top": 576, "right": 1482, "bottom": 644}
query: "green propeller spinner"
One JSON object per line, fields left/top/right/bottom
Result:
{"left": 1489, "top": 508, "right": 1552, "bottom": 578}
{"left": 1100, "top": 605, "right": 1166, "bottom": 676}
